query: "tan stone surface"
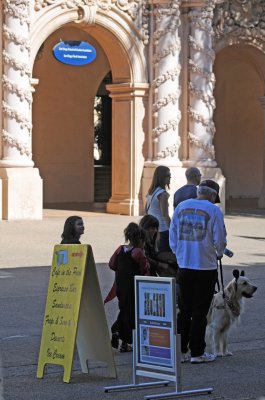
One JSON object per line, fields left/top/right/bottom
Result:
{"left": 0, "top": 168, "right": 43, "bottom": 220}
{"left": 1, "top": 208, "right": 265, "bottom": 270}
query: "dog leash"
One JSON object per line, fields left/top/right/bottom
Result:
{"left": 218, "top": 257, "right": 226, "bottom": 299}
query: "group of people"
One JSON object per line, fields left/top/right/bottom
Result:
{"left": 59, "top": 164, "right": 227, "bottom": 364}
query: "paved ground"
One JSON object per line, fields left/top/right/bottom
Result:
{"left": 0, "top": 208, "right": 265, "bottom": 399}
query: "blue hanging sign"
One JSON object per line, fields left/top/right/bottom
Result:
{"left": 53, "top": 41, "right": 97, "bottom": 66}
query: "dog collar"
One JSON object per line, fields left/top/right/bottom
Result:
{"left": 214, "top": 296, "right": 240, "bottom": 317}
{"left": 225, "top": 296, "right": 240, "bottom": 317}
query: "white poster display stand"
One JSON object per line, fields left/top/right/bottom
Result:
{"left": 104, "top": 276, "right": 213, "bottom": 399}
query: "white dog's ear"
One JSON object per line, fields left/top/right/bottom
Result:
{"left": 240, "top": 270, "right": 245, "bottom": 276}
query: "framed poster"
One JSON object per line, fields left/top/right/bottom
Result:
{"left": 105, "top": 277, "right": 212, "bottom": 398}
{"left": 135, "top": 277, "right": 176, "bottom": 378}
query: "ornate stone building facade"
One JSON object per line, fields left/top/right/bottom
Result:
{"left": 0, "top": 0, "right": 265, "bottom": 219}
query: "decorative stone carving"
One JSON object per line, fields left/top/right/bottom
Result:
{"left": 2, "top": 102, "right": 32, "bottom": 130}
{"left": 3, "top": 0, "right": 30, "bottom": 24}
{"left": 2, "top": 130, "right": 31, "bottom": 156}
{"left": 152, "top": 1, "right": 181, "bottom": 163}
{"left": 153, "top": 119, "right": 179, "bottom": 138}
{"left": 3, "top": 24, "right": 30, "bottom": 51}
{"left": 153, "top": 92, "right": 180, "bottom": 112}
{"left": 1, "top": 0, "right": 34, "bottom": 166}
{"left": 213, "top": 0, "right": 265, "bottom": 51}
{"left": 75, "top": 4, "right": 98, "bottom": 24}
{"left": 34, "top": 0, "right": 136, "bottom": 20}
{"left": 188, "top": 131, "right": 215, "bottom": 158}
{"left": 2, "top": 50, "right": 31, "bottom": 76}
{"left": 2, "top": 75, "right": 32, "bottom": 103}
{"left": 34, "top": 0, "right": 149, "bottom": 44}
{"left": 186, "top": 3, "right": 217, "bottom": 167}
{"left": 188, "top": 82, "right": 216, "bottom": 109}
{"left": 156, "top": 143, "right": 179, "bottom": 159}
{"left": 153, "top": 67, "right": 180, "bottom": 87}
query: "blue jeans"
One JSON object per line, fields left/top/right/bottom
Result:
{"left": 177, "top": 268, "right": 217, "bottom": 357}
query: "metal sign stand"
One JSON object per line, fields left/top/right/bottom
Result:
{"left": 104, "top": 331, "right": 170, "bottom": 393}
{"left": 144, "top": 335, "right": 213, "bottom": 400}
{"left": 104, "top": 276, "right": 213, "bottom": 398}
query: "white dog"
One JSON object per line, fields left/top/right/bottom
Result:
{"left": 206, "top": 269, "right": 257, "bottom": 357}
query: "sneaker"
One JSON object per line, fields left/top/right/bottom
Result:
{"left": 120, "top": 342, "right": 133, "bottom": 352}
{"left": 191, "top": 352, "right": 216, "bottom": 364}
{"left": 111, "top": 332, "right": 119, "bottom": 349}
{"left": 181, "top": 352, "right": 190, "bottom": 363}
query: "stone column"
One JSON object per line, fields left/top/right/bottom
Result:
{"left": 1, "top": 0, "right": 33, "bottom": 167}
{"left": 0, "top": 0, "right": 42, "bottom": 219}
{"left": 106, "top": 83, "right": 149, "bottom": 216}
{"left": 152, "top": 0, "right": 181, "bottom": 165}
{"left": 258, "top": 96, "right": 265, "bottom": 208}
{"left": 185, "top": 2, "right": 217, "bottom": 167}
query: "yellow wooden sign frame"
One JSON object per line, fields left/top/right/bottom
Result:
{"left": 37, "top": 244, "right": 116, "bottom": 382}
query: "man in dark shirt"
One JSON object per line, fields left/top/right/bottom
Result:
{"left": 173, "top": 167, "right": 201, "bottom": 209}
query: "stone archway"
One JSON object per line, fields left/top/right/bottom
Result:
{"left": 32, "top": 26, "right": 112, "bottom": 208}
{"left": 213, "top": 44, "right": 265, "bottom": 207}
{"left": 0, "top": 0, "right": 149, "bottom": 219}
{"left": 31, "top": 5, "right": 148, "bottom": 215}
{"left": 0, "top": 1, "right": 148, "bottom": 219}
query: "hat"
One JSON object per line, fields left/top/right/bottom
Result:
{"left": 199, "top": 180, "right": 220, "bottom": 203}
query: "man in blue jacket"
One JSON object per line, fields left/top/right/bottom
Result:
{"left": 173, "top": 167, "right": 201, "bottom": 209}
{"left": 169, "top": 180, "right": 227, "bottom": 364}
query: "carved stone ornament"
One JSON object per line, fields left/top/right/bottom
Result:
{"left": 156, "top": 142, "right": 180, "bottom": 159}
{"left": 2, "top": 101, "right": 32, "bottom": 130}
{"left": 188, "top": 131, "right": 215, "bottom": 159}
{"left": 153, "top": 67, "right": 180, "bottom": 88}
{"left": 35, "top": 0, "right": 139, "bottom": 20}
{"left": 3, "top": 0, "right": 30, "bottom": 25}
{"left": 34, "top": 0, "right": 149, "bottom": 44}
{"left": 153, "top": 119, "right": 179, "bottom": 138}
{"left": 153, "top": 91, "right": 180, "bottom": 112}
{"left": 2, "top": 75, "right": 32, "bottom": 104}
{"left": 2, "top": 130, "right": 31, "bottom": 156}
{"left": 213, "top": 0, "right": 265, "bottom": 51}
{"left": 2, "top": 0, "right": 33, "bottom": 159}
{"left": 3, "top": 24, "right": 30, "bottom": 51}
{"left": 189, "top": 82, "right": 216, "bottom": 109}
{"left": 187, "top": 2, "right": 217, "bottom": 165}
{"left": 151, "top": 1, "right": 181, "bottom": 160}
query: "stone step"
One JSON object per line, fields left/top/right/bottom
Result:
{"left": 94, "top": 166, "right": 111, "bottom": 202}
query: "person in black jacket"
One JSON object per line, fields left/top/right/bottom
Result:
{"left": 109, "top": 223, "right": 150, "bottom": 352}
{"left": 139, "top": 214, "right": 160, "bottom": 276}
{"left": 60, "top": 215, "right": 84, "bottom": 244}
{"left": 139, "top": 214, "right": 178, "bottom": 279}
{"left": 173, "top": 167, "right": 201, "bottom": 209}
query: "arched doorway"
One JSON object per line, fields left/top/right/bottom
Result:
{"left": 31, "top": 9, "right": 148, "bottom": 215}
{"left": 33, "top": 26, "right": 111, "bottom": 210}
{"left": 214, "top": 44, "right": 265, "bottom": 208}
{"left": 94, "top": 72, "right": 112, "bottom": 203}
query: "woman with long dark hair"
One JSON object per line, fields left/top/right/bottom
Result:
{"left": 139, "top": 214, "right": 178, "bottom": 279}
{"left": 145, "top": 166, "right": 171, "bottom": 252}
{"left": 139, "top": 214, "right": 160, "bottom": 276}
